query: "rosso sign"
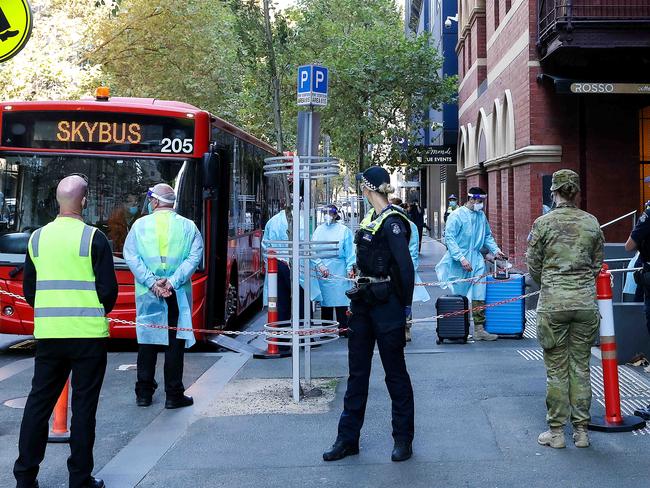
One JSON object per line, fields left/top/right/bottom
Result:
{"left": 570, "top": 83, "right": 614, "bottom": 94}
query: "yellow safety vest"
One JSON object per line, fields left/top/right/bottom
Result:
{"left": 359, "top": 208, "right": 411, "bottom": 235}
{"left": 28, "top": 217, "right": 108, "bottom": 339}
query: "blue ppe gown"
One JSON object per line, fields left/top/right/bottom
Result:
{"left": 407, "top": 221, "right": 431, "bottom": 303}
{"left": 262, "top": 210, "right": 321, "bottom": 304}
{"left": 312, "top": 221, "right": 355, "bottom": 307}
{"left": 123, "top": 211, "right": 204, "bottom": 348}
{"left": 435, "top": 205, "right": 500, "bottom": 301}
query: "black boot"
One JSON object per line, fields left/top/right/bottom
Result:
{"left": 391, "top": 441, "right": 413, "bottom": 462}
{"left": 136, "top": 395, "right": 152, "bottom": 407}
{"left": 82, "top": 477, "right": 105, "bottom": 488}
{"left": 322, "top": 440, "right": 359, "bottom": 461}
{"left": 165, "top": 395, "right": 193, "bottom": 409}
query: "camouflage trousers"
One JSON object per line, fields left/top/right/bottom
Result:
{"left": 472, "top": 300, "right": 486, "bottom": 326}
{"left": 537, "top": 310, "right": 600, "bottom": 428}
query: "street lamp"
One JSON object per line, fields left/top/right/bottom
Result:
{"left": 444, "top": 14, "right": 458, "bottom": 28}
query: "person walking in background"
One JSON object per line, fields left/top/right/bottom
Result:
{"left": 527, "top": 169, "right": 604, "bottom": 449}
{"left": 444, "top": 194, "right": 459, "bottom": 223}
{"left": 313, "top": 205, "right": 355, "bottom": 335}
{"left": 407, "top": 201, "right": 428, "bottom": 252}
{"left": 435, "top": 187, "right": 506, "bottom": 341}
{"left": 124, "top": 183, "right": 203, "bottom": 410}
{"left": 14, "top": 174, "right": 118, "bottom": 488}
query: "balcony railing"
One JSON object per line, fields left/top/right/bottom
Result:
{"left": 538, "top": 1, "right": 650, "bottom": 46}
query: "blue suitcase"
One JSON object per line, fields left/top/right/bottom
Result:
{"left": 485, "top": 261, "right": 525, "bottom": 338}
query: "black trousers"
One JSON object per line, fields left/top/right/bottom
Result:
{"left": 337, "top": 294, "right": 414, "bottom": 444}
{"left": 135, "top": 293, "right": 186, "bottom": 399}
{"left": 14, "top": 338, "right": 107, "bottom": 488}
{"left": 277, "top": 260, "right": 305, "bottom": 322}
{"left": 321, "top": 306, "right": 349, "bottom": 330}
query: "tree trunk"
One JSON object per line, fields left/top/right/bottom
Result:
{"left": 262, "top": 0, "right": 292, "bottom": 237}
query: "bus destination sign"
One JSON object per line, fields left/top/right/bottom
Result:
{"left": 1, "top": 111, "right": 195, "bottom": 154}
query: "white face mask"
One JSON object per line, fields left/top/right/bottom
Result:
{"left": 473, "top": 202, "right": 484, "bottom": 212}
{"left": 324, "top": 214, "right": 333, "bottom": 224}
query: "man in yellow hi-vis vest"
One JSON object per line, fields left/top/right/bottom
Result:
{"left": 124, "top": 183, "right": 203, "bottom": 409}
{"left": 14, "top": 174, "right": 118, "bottom": 488}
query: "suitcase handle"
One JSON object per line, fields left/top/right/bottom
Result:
{"left": 492, "top": 258, "right": 510, "bottom": 280}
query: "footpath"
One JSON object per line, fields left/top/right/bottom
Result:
{"left": 2, "top": 237, "right": 650, "bottom": 487}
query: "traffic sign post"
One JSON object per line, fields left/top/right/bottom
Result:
{"left": 297, "top": 65, "right": 329, "bottom": 107}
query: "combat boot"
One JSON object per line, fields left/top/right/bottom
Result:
{"left": 537, "top": 427, "right": 566, "bottom": 449}
{"left": 473, "top": 323, "right": 498, "bottom": 341}
{"left": 572, "top": 425, "right": 590, "bottom": 448}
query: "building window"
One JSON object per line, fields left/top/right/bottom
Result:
{"left": 505, "top": 0, "right": 511, "bottom": 13}
{"left": 494, "top": 0, "right": 500, "bottom": 29}
{"left": 639, "top": 107, "right": 650, "bottom": 209}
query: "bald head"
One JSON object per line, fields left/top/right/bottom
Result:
{"left": 150, "top": 183, "right": 176, "bottom": 209}
{"left": 57, "top": 175, "right": 88, "bottom": 215}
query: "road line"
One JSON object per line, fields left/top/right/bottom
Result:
{"left": 97, "top": 352, "right": 250, "bottom": 488}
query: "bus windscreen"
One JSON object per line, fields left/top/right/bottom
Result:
{"left": 1, "top": 111, "right": 195, "bottom": 155}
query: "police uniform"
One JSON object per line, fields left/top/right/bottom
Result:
{"left": 14, "top": 217, "right": 118, "bottom": 488}
{"left": 629, "top": 202, "right": 650, "bottom": 335}
{"left": 336, "top": 206, "right": 415, "bottom": 451}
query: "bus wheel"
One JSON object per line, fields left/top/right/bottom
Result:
{"left": 224, "top": 283, "right": 238, "bottom": 328}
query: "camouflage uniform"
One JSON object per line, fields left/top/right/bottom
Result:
{"left": 526, "top": 170, "right": 604, "bottom": 429}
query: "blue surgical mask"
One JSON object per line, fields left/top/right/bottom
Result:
{"left": 324, "top": 214, "right": 333, "bottom": 225}
{"left": 128, "top": 206, "right": 138, "bottom": 215}
{"left": 147, "top": 201, "right": 155, "bottom": 214}
{"left": 449, "top": 201, "right": 457, "bottom": 208}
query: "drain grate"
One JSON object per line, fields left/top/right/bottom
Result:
{"left": 517, "top": 348, "right": 544, "bottom": 361}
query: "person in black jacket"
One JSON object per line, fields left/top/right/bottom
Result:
{"left": 323, "top": 166, "right": 415, "bottom": 463}
{"left": 408, "top": 201, "right": 429, "bottom": 252}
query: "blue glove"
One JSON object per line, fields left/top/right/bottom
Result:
{"left": 404, "top": 306, "right": 412, "bottom": 319}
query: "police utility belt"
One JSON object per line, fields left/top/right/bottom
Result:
{"left": 345, "top": 275, "right": 392, "bottom": 305}
{"left": 634, "top": 262, "right": 650, "bottom": 289}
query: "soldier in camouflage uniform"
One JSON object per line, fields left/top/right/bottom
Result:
{"left": 526, "top": 169, "right": 604, "bottom": 449}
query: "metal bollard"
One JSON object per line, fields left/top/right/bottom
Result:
{"left": 267, "top": 252, "right": 279, "bottom": 355}
{"left": 48, "top": 378, "right": 70, "bottom": 443}
{"left": 589, "top": 264, "right": 646, "bottom": 432}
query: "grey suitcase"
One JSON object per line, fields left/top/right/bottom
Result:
{"left": 436, "top": 295, "right": 470, "bottom": 344}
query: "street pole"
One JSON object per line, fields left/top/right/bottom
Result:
{"left": 291, "top": 156, "right": 301, "bottom": 402}
{"left": 303, "top": 107, "right": 313, "bottom": 386}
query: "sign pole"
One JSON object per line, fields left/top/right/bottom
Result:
{"left": 303, "top": 106, "right": 313, "bottom": 386}
{"left": 291, "top": 156, "right": 301, "bottom": 402}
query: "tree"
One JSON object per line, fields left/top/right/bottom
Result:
{"left": 0, "top": 0, "right": 115, "bottom": 100}
{"left": 90, "top": 0, "right": 244, "bottom": 121}
{"left": 282, "top": 0, "right": 456, "bottom": 171}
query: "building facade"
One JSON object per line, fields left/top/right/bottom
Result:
{"left": 405, "top": 0, "right": 459, "bottom": 237}
{"left": 456, "top": 0, "right": 650, "bottom": 259}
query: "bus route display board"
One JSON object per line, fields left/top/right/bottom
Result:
{"left": 1, "top": 111, "right": 196, "bottom": 155}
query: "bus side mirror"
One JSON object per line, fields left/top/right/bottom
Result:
{"left": 202, "top": 151, "right": 218, "bottom": 192}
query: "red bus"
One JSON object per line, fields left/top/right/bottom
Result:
{"left": 0, "top": 92, "right": 282, "bottom": 340}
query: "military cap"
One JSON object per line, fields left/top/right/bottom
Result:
{"left": 550, "top": 169, "right": 580, "bottom": 192}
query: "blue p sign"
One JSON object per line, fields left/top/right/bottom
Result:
{"left": 313, "top": 66, "right": 328, "bottom": 95}
{"left": 298, "top": 66, "right": 311, "bottom": 94}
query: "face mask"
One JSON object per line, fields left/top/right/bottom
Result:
{"left": 324, "top": 214, "right": 333, "bottom": 224}
{"left": 449, "top": 201, "right": 457, "bottom": 208}
{"left": 128, "top": 206, "right": 138, "bottom": 215}
{"left": 473, "top": 202, "right": 484, "bottom": 212}
{"left": 147, "top": 201, "right": 155, "bottom": 214}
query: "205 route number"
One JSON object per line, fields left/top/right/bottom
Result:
{"left": 160, "top": 138, "right": 193, "bottom": 154}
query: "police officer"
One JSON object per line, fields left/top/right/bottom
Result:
{"left": 14, "top": 175, "right": 118, "bottom": 488}
{"left": 625, "top": 192, "right": 650, "bottom": 419}
{"left": 527, "top": 169, "right": 604, "bottom": 449}
{"left": 323, "top": 166, "right": 415, "bottom": 463}
{"left": 444, "top": 194, "right": 459, "bottom": 222}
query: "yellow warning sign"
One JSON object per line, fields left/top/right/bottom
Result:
{"left": 0, "top": 0, "right": 33, "bottom": 63}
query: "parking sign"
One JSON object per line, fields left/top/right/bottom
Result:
{"left": 297, "top": 65, "right": 328, "bottom": 107}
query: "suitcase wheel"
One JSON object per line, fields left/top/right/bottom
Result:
{"left": 436, "top": 339, "right": 442, "bottom": 345}
{"left": 515, "top": 333, "right": 523, "bottom": 340}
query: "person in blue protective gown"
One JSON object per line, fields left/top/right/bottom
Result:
{"left": 312, "top": 205, "right": 355, "bottom": 335}
{"left": 262, "top": 208, "right": 321, "bottom": 322}
{"left": 391, "top": 198, "right": 430, "bottom": 342}
{"left": 123, "top": 183, "right": 203, "bottom": 409}
{"left": 435, "top": 187, "right": 506, "bottom": 341}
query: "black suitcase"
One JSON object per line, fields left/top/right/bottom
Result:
{"left": 436, "top": 295, "right": 470, "bottom": 344}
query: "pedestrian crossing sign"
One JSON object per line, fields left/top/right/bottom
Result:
{"left": 0, "top": 0, "right": 33, "bottom": 63}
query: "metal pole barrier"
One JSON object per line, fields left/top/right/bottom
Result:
{"left": 304, "top": 113, "right": 313, "bottom": 385}
{"left": 48, "top": 378, "right": 70, "bottom": 443}
{"left": 291, "top": 156, "right": 301, "bottom": 402}
{"left": 267, "top": 252, "right": 279, "bottom": 356}
{"left": 589, "top": 264, "right": 646, "bottom": 432}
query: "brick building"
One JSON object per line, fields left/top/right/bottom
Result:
{"left": 455, "top": 0, "right": 650, "bottom": 260}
